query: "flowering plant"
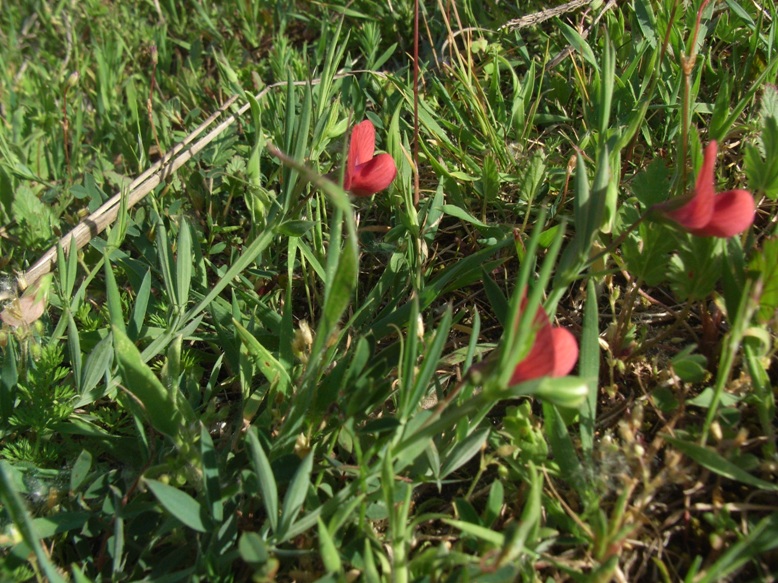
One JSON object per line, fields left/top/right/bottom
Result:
{"left": 659, "top": 141, "right": 755, "bottom": 238}
{"left": 344, "top": 120, "right": 397, "bottom": 197}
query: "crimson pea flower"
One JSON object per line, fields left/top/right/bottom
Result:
{"left": 660, "top": 141, "right": 755, "bottom": 238}
{"left": 344, "top": 120, "right": 397, "bottom": 197}
{"left": 509, "top": 303, "right": 579, "bottom": 385}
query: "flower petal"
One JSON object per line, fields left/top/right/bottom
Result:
{"left": 666, "top": 141, "right": 718, "bottom": 230}
{"left": 691, "top": 189, "right": 755, "bottom": 237}
{"left": 695, "top": 141, "right": 718, "bottom": 204}
{"left": 550, "top": 327, "right": 579, "bottom": 377}
{"left": 509, "top": 314, "right": 556, "bottom": 385}
{"left": 349, "top": 120, "right": 376, "bottom": 167}
{"left": 348, "top": 153, "right": 397, "bottom": 197}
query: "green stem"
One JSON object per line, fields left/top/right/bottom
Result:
{"left": 701, "top": 277, "right": 755, "bottom": 444}
{"left": 679, "top": 0, "right": 712, "bottom": 193}
{"left": 743, "top": 339, "right": 776, "bottom": 456}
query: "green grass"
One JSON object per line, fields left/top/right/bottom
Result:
{"left": 1, "top": 0, "right": 778, "bottom": 581}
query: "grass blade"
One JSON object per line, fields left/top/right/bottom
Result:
{"left": 246, "top": 427, "right": 279, "bottom": 533}
{"left": 277, "top": 448, "right": 315, "bottom": 542}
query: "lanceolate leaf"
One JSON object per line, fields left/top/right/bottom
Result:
{"left": 233, "top": 318, "right": 291, "bottom": 393}
{"left": 112, "top": 326, "right": 190, "bottom": 440}
{"left": 440, "top": 427, "right": 489, "bottom": 479}
{"left": 247, "top": 428, "right": 279, "bottom": 533}
{"left": 664, "top": 436, "right": 778, "bottom": 492}
{"left": 175, "top": 218, "right": 192, "bottom": 313}
{"left": 145, "top": 479, "right": 210, "bottom": 533}
{"left": 277, "top": 448, "right": 315, "bottom": 541}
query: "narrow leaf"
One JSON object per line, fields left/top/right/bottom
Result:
{"left": 145, "top": 478, "right": 209, "bottom": 532}
{"left": 113, "top": 326, "right": 185, "bottom": 439}
{"left": 233, "top": 318, "right": 291, "bottom": 393}
{"left": 443, "top": 519, "right": 505, "bottom": 546}
{"left": 558, "top": 20, "right": 598, "bottom": 66}
{"left": 579, "top": 278, "right": 600, "bottom": 458}
{"left": 277, "top": 448, "right": 315, "bottom": 541}
{"left": 176, "top": 219, "right": 192, "bottom": 312}
{"left": 664, "top": 436, "right": 778, "bottom": 491}
{"left": 200, "top": 425, "right": 223, "bottom": 523}
{"left": 78, "top": 334, "right": 114, "bottom": 405}
{"left": 440, "top": 427, "right": 489, "bottom": 479}
{"left": 246, "top": 427, "right": 279, "bottom": 532}
{"left": 317, "top": 516, "right": 342, "bottom": 573}
{"left": 130, "top": 269, "right": 152, "bottom": 339}
{"left": 105, "top": 257, "right": 126, "bottom": 334}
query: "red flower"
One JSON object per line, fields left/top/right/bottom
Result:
{"left": 662, "top": 141, "right": 755, "bottom": 238}
{"left": 344, "top": 120, "right": 397, "bottom": 197}
{"left": 509, "top": 303, "right": 578, "bottom": 385}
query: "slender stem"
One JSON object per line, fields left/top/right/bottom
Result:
{"left": 700, "top": 276, "right": 756, "bottom": 443}
{"left": 148, "top": 45, "right": 164, "bottom": 157}
{"left": 586, "top": 203, "right": 650, "bottom": 270}
{"left": 413, "top": 0, "right": 420, "bottom": 208}
{"left": 679, "top": 0, "right": 712, "bottom": 193}
{"left": 613, "top": 277, "right": 643, "bottom": 356}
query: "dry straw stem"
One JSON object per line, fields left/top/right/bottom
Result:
{"left": 19, "top": 74, "right": 365, "bottom": 294}
{"left": 440, "top": 0, "right": 617, "bottom": 70}
{"left": 20, "top": 92, "right": 236, "bottom": 292}
{"left": 439, "top": 0, "right": 601, "bottom": 51}
{"left": 546, "top": 0, "right": 618, "bottom": 69}
{"left": 499, "top": 0, "right": 594, "bottom": 31}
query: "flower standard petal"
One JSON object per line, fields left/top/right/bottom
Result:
{"left": 509, "top": 321, "right": 556, "bottom": 385}
{"left": 345, "top": 120, "right": 376, "bottom": 191}
{"left": 344, "top": 120, "right": 396, "bottom": 196}
{"left": 660, "top": 141, "right": 757, "bottom": 239}
{"left": 691, "top": 189, "right": 755, "bottom": 237}
{"left": 665, "top": 141, "right": 718, "bottom": 231}
{"left": 349, "top": 120, "right": 376, "bottom": 165}
{"left": 348, "top": 153, "right": 398, "bottom": 197}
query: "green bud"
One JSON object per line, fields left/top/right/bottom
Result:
{"left": 532, "top": 376, "right": 588, "bottom": 409}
